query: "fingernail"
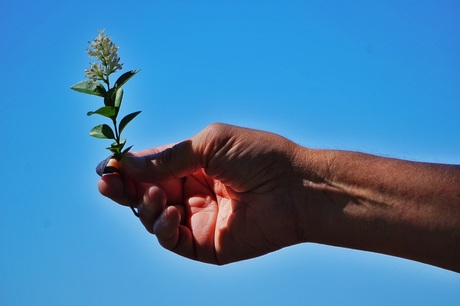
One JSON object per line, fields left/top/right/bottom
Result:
{"left": 96, "top": 156, "right": 120, "bottom": 177}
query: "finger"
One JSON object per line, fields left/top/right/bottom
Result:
{"left": 97, "top": 174, "right": 143, "bottom": 207}
{"left": 153, "top": 206, "right": 181, "bottom": 249}
{"left": 120, "top": 123, "right": 248, "bottom": 184}
{"left": 138, "top": 186, "right": 167, "bottom": 234}
{"left": 98, "top": 174, "right": 125, "bottom": 203}
{"left": 153, "top": 206, "right": 197, "bottom": 261}
{"left": 121, "top": 140, "right": 203, "bottom": 183}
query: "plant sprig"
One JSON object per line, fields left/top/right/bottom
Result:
{"left": 71, "top": 30, "right": 141, "bottom": 161}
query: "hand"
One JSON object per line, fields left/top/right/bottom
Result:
{"left": 98, "top": 123, "right": 460, "bottom": 271}
{"left": 98, "top": 123, "right": 305, "bottom": 264}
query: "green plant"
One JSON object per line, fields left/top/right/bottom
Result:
{"left": 71, "top": 29, "right": 141, "bottom": 163}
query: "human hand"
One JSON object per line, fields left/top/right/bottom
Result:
{"left": 98, "top": 123, "right": 306, "bottom": 264}
{"left": 98, "top": 122, "right": 460, "bottom": 271}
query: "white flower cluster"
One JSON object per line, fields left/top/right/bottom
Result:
{"left": 85, "top": 29, "right": 123, "bottom": 85}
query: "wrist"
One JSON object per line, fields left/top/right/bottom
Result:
{"left": 290, "top": 147, "right": 349, "bottom": 245}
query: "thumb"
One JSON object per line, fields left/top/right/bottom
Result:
{"left": 121, "top": 139, "right": 203, "bottom": 183}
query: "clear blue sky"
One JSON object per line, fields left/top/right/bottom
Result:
{"left": 1, "top": 1, "right": 459, "bottom": 305}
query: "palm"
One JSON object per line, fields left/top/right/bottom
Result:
{"left": 171, "top": 167, "right": 292, "bottom": 264}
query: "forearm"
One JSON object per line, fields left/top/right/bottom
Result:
{"left": 295, "top": 148, "right": 460, "bottom": 272}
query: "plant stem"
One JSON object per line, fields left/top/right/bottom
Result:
{"left": 113, "top": 118, "right": 120, "bottom": 143}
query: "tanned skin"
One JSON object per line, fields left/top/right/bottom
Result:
{"left": 98, "top": 123, "right": 460, "bottom": 272}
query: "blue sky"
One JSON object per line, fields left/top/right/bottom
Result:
{"left": 1, "top": 1, "right": 459, "bottom": 305}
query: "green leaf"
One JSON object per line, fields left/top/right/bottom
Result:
{"left": 119, "top": 111, "right": 141, "bottom": 135}
{"left": 114, "top": 70, "right": 140, "bottom": 89}
{"left": 113, "top": 139, "right": 126, "bottom": 147}
{"left": 120, "top": 145, "right": 134, "bottom": 159}
{"left": 87, "top": 106, "right": 116, "bottom": 118}
{"left": 106, "top": 139, "right": 126, "bottom": 155}
{"left": 104, "top": 88, "right": 116, "bottom": 107}
{"left": 106, "top": 146, "right": 121, "bottom": 155}
{"left": 106, "top": 147, "right": 120, "bottom": 155}
{"left": 114, "top": 88, "right": 124, "bottom": 109}
{"left": 89, "top": 124, "right": 115, "bottom": 139}
{"left": 110, "top": 139, "right": 126, "bottom": 150}
{"left": 71, "top": 80, "right": 107, "bottom": 97}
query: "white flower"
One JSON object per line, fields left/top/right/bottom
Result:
{"left": 85, "top": 30, "right": 123, "bottom": 85}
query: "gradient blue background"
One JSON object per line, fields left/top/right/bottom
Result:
{"left": 1, "top": 1, "right": 459, "bottom": 305}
